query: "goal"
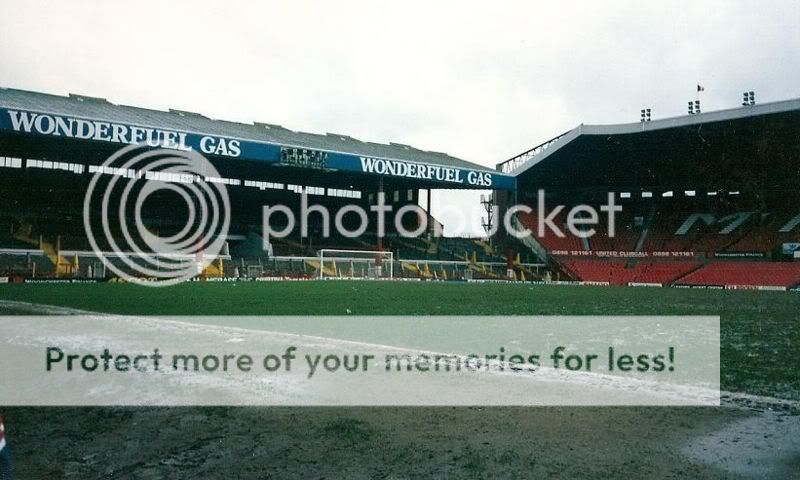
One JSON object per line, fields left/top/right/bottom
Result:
{"left": 317, "top": 249, "right": 394, "bottom": 280}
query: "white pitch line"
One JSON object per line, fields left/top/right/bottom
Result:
{"left": 1, "top": 299, "right": 798, "bottom": 409}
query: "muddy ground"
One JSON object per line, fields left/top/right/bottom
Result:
{"left": 1, "top": 299, "right": 799, "bottom": 478}
{"left": 4, "top": 404, "right": 799, "bottom": 479}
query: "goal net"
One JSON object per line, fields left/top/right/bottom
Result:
{"left": 317, "top": 249, "right": 394, "bottom": 280}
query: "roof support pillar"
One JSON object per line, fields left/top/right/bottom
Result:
{"left": 377, "top": 177, "right": 384, "bottom": 252}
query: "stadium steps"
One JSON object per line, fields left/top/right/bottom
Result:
{"left": 13, "top": 223, "right": 75, "bottom": 276}
{"left": 12, "top": 222, "right": 38, "bottom": 248}
{"left": 634, "top": 227, "right": 649, "bottom": 252}
{"left": 510, "top": 253, "right": 531, "bottom": 274}
{"left": 423, "top": 238, "right": 439, "bottom": 255}
{"left": 400, "top": 261, "right": 433, "bottom": 279}
{"left": 668, "top": 262, "right": 707, "bottom": 285}
{"left": 473, "top": 239, "right": 495, "bottom": 257}
{"left": 551, "top": 258, "right": 579, "bottom": 282}
{"left": 510, "top": 214, "right": 549, "bottom": 262}
{"left": 304, "top": 259, "right": 337, "bottom": 278}
{"left": 467, "top": 262, "right": 500, "bottom": 278}
{"left": 201, "top": 258, "right": 225, "bottom": 278}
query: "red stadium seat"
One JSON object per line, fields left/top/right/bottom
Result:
{"left": 518, "top": 210, "right": 585, "bottom": 253}
{"left": 560, "top": 259, "right": 700, "bottom": 286}
{"left": 678, "top": 261, "right": 800, "bottom": 288}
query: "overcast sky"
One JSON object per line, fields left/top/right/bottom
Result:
{"left": 1, "top": 1, "right": 799, "bottom": 235}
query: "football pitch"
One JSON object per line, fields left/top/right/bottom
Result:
{"left": 1, "top": 282, "right": 799, "bottom": 478}
{"left": 1, "top": 281, "right": 798, "bottom": 399}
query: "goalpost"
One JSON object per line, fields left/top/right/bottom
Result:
{"left": 317, "top": 249, "right": 394, "bottom": 280}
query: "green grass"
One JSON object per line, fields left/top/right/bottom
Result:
{"left": 1, "top": 281, "right": 798, "bottom": 399}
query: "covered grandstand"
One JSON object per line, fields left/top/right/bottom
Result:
{"left": 498, "top": 97, "right": 800, "bottom": 290}
{"left": 3, "top": 86, "right": 799, "bottom": 289}
{"left": 0, "top": 87, "right": 539, "bottom": 283}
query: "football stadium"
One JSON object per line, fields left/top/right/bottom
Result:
{"left": 0, "top": 2, "right": 799, "bottom": 477}
{"left": 0, "top": 87, "right": 798, "bottom": 477}
{"left": 0, "top": 89, "right": 798, "bottom": 288}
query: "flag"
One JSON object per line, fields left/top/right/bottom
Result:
{"left": 697, "top": 84, "right": 705, "bottom": 92}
